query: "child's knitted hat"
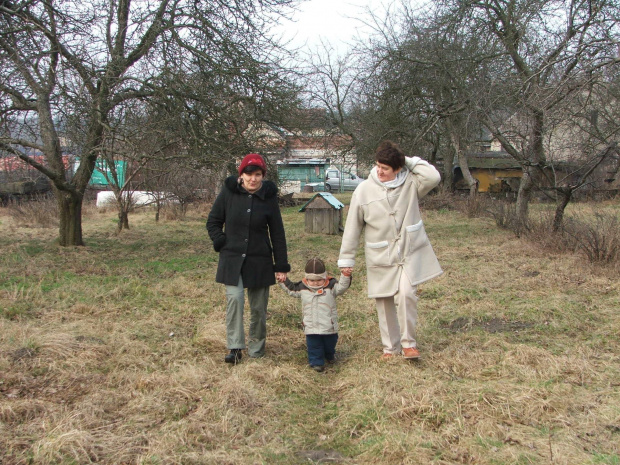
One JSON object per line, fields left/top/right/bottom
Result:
{"left": 305, "top": 258, "right": 325, "bottom": 274}
{"left": 305, "top": 258, "right": 327, "bottom": 281}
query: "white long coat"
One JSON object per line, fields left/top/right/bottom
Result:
{"left": 337, "top": 157, "right": 443, "bottom": 298}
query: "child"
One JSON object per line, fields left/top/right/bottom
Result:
{"left": 279, "top": 258, "right": 352, "bottom": 372}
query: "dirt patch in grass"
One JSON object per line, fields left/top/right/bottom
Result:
{"left": 296, "top": 449, "right": 348, "bottom": 463}
{"left": 445, "top": 316, "right": 534, "bottom": 333}
{"left": 9, "top": 347, "right": 38, "bottom": 362}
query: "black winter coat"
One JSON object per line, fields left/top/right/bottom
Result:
{"left": 206, "top": 176, "right": 290, "bottom": 288}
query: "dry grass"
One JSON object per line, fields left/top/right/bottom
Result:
{"left": 3, "top": 196, "right": 59, "bottom": 229}
{"left": 484, "top": 199, "right": 620, "bottom": 271}
{"left": 1, "top": 199, "right": 619, "bottom": 464}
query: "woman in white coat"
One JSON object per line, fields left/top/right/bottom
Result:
{"left": 338, "top": 141, "right": 442, "bottom": 360}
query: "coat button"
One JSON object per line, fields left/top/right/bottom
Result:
{"left": 247, "top": 209, "right": 251, "bottom": 212}
{"left": 245, "top": 239, "right": 248, "bottom": 242}
{"left": 242, "top": 254, "right": 246, "bottom": 257}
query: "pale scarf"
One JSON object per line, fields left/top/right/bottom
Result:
{"left": 372, "top": 166, "right": 409, "bottom": 189}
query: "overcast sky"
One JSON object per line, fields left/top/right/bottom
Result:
{"left": 276, "top": 0, "right": 388, "bottom": 53}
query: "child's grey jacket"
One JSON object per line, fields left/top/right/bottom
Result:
{"left": 279, "top": 274, "right": 351, "bottom": 335}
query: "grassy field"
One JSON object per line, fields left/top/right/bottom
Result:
{"left": 1, "top": 198, "right": 619, "bottom": 465}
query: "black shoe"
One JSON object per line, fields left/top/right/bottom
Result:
{"left": 225, "top": 349, "right": 242, "bottom": 364}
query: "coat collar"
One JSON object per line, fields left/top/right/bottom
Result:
{"left": 224, "top": 175, "right": 278, "bottom": 200}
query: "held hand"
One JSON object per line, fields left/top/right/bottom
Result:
{"left": 341, "top": 267, "right": 353, "bottom": 277}
{"left": 275, "top": 272, "right": 287, "bottom": 283}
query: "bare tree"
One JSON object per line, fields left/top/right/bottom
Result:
{"left": 145, "top": 161, "right": 211, "bottom": 219}
{"left": 539, "top": 81, "right": 620, "bottom": 230}
{"left": 453, "top": 0, "right": 620, "bottom": 224}
{"left": 342, "top": 0, "right": 618, "bottom": 214}
{"left": 0, "top": 0, "right": 296, "bottom": 246}
{"left": 99, "top": 113, "right": 158, "bottom": 233}
{"left": 346, "top": 3, "right": 495, "bottom": 194}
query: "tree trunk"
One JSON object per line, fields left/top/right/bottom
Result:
{"left": 553, "top": 189, "right": 572, "bottom": 232}
{"left": 155, "top": 200, "right": 161, "bottom": 222}
{"left": 456, "top": 147, "right": 478, "bottom": 197}
{"left": 447, "top": 117, "right": 477, "bottom": 197}
{"left": 117, "top": 210, "right": 130, "bottom": 233}
{"left": 516, "top": 167, "right": 533, "bottom": 225}
{"left": 442, "top": 155, "right": 454, "bottom": 192}
{"left": 39, "top": 99, "right": 89, "bottom": 247}
{"left": 516, "top": 109, "right": 545, "bottom": 226}
{"left": 57, "top": 190, "right": 85, "bottom": 246}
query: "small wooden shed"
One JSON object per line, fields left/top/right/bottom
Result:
{"left": 299, "top": 192, "right": 344, "bottom": 235}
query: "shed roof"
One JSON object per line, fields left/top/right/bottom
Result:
{"left": 459, "top": 151, "right": 521, "bottom": 170}
{"left": 299, "top": 192, "right": 344, "bottom": 212}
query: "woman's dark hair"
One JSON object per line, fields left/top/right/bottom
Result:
{"left": 375, "top": 140, "right": 405, "bottom": 170}
{"left": 242, "top": 164, "right": 264, "bottom": 175}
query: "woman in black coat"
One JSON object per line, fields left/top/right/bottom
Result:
{"left": 206, "top": 153, "right": 290, "bottom": 364}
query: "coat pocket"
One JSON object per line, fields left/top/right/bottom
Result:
{"left": 365, "top": 240, "right": 390, "bottom": 266}
{"left": 406, "top": 220, "right": 429, "bottom": 254}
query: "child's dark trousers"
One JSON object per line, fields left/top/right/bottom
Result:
{"left": 306, "top": 333, "right": 339, "bottom": 367}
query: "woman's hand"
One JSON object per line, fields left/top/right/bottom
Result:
{"left": 341, "top": 267, "right": 353, "bottom": 277}
{"left": 275, "top": 272, "right": 287, "bottom": 283}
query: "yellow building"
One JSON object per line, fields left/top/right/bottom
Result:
{"left": 453, "top": 152, "right": 522, "bottom": 193}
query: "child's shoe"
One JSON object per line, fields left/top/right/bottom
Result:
{"left": 311, "top": 365, "right": 325, "bottom": 372}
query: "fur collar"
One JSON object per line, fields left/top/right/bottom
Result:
{"left": 223, "top": 175, "right": 278, "bottom": 199}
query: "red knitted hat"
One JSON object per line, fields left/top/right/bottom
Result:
{"left": 238, "top": 153, "right": 267, "bottom": 176}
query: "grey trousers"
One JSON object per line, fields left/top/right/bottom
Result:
{"left": 225, "top": 276, "right": 269, "bottom": 357}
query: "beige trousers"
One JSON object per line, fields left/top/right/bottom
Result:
{"left": 374, "top": 271, "right": 419, "bottom": 354}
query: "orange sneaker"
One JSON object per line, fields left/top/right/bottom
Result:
{"left": 402, "top": 347, "right": 421, "bottom": 359}
{"left": 380, "top": 353, "right": 394, "bottom": 361}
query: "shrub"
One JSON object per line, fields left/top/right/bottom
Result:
{"left": 420, "top": 190, "right": 457, "bottom": 212}
{"left": 525, "top": 210, "right": 577, "bottom": 255}
{"left": 487, "top": 200, "right": 527, "bottom": 237}
{"left": 522, "top": 209, "right": 619, "bottom": 266}
{"left": 562, "top": 213, "right": 620, "bottom": 264}
{"left": 5, "top": 196, "right": 58, "bottom": 228}
{"left": 460, "top": 195, "right": 491, "bottom": 218}
{"left": 160, "top": 203, "right": 187, "bottom": 221}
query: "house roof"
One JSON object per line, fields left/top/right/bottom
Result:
{"left": 299, "top": 192, "right": 344, "bottom": 212}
